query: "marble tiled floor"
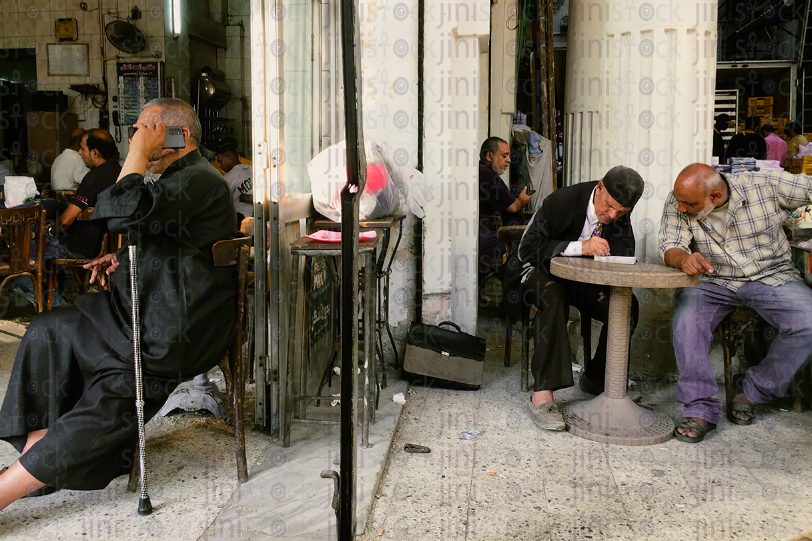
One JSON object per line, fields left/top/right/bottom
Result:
{"left": 357, "top": 315, "right": 812, "bottom": 541}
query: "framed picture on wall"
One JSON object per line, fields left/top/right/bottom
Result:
{"left": 47, "top": 43, "right": 90, "bottom": 76}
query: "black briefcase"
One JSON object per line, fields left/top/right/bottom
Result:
{"left": 402, "top": 321, "right": 487, "bottom": 390}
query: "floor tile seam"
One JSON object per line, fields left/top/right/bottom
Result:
{"left": 364, "top": 383, "right": 427, "bottom": 534}
{"left": 358, "top": 399, "right": 411, "bottom": 536}
{"left": 600, "top": 443, "right": 640, "bottom": 519}
{"left": 463, "top": 383, "right": 486, "bottom": 541}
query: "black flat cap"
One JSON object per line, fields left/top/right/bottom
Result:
{"left": 601, "top": 165, "right": 645, "bottom": 208}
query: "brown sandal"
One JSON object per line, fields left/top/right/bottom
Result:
{"left": 674, "top": 417, "right": 716, "bottom": 443}
{"left": 729, "top": 402, "right": 755, "bottom": 425}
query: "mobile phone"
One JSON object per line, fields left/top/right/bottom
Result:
{"left": 127, "top": 126, "right": 186, "bottom": 149}
{"left": 525, "top": 188, "right": 536, "bottom": 195}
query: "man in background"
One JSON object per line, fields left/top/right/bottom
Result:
{"left": 784, "top": 121, "right": 808, "bottom": 163}
{"left": 211, "top": 136, "right": 252, "bottom": 174}
{"left": 762, "top": 124, "right": 788, "bottom": 162}
{"left": 712, "top": 114, "right": 732, "bottom": 161}
{"left": 215, "top": 137, "right": 253, "bottom": 225}
{"left": 14, "top": 129, "right": 121, "bottom": 307}
{"left": 51, "top": 128, "right": 90, "bottom": 191}
{"left": 725, "top": 115, "right": 766, "bottom": 161}
{"left": 479, "top": 137, "right": 530, "bottom": 261}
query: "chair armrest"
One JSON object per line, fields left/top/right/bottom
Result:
{"left": 497, "top": 225, "right": 526, "bottom": 244}
{"left": 480, "top": 215, "right": 502, "bottom": 230}
{"left": 213, "top": 237, "right": 253, "bottom": 267}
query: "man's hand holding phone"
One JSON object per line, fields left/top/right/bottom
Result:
{"left": 129, "top": 121, "right": 168, "bottom": 163}
{"left": 128, "top": 126, "right": 185, "bottom": 150}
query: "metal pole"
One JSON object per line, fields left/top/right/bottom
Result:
{"left": 339, "top": 0, "right": 366, "bottom": 538}
{"left": 129, "top": 240, "right": 152, "bottom": 516}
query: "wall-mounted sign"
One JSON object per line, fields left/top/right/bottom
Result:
{"left": 46, "top": 43, "right": 89, "bottom": 76}
{"left": 116, "top": 61, "right": 162, "bottom": 125}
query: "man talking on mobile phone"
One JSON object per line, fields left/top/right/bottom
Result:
{"left": 0, "top": 98, "right": 240, "bottom": 509}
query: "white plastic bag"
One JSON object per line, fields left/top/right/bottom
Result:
{"left": 755, "top": 159, "right": 783, "bottom": 171}
{"left": 369, "top": 140, "right": 431, "bottom": 218}
{"left": 797, "top": 142, "right": 812, "bottom": 157}
{"left": 308, "top": 141, "right": 400, "bottom": 222}
{"left": 4, "top": 176, "right": 39, "bottom": 208}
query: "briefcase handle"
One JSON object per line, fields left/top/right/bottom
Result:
{"left": 437, "top": 321, "right": 462, "bottom": 333}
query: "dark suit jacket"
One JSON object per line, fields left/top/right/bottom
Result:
{"left": 518, "top": 181, "right": 636, "bottom": 274}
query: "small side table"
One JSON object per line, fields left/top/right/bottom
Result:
{"left": 550, "top": 257, "right": 699, "bottom": 446}
{"left": 284, "top": 235, "right": 379, "bottom": 448}
{"left": 314, "top": 214, "right": 407, "bottom": 381}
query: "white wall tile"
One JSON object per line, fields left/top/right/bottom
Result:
{"left": 19, "top": 14, "right": 37, "bottom": 37}
{"left": 35, "top": 11, "right": 54, "bottom": 39}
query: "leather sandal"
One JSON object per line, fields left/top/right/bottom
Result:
{"left": 729, "top": 402, "right": 755, "bottom": 426}
{"left": 673, "top": 417, "right": 716, "bottom": 443}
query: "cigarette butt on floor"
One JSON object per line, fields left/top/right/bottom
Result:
{"left": 488, "top": 470, "right": 496, "bottom": 476}
{"left": 379, "top": 528, "right": 384, "bottom": 535}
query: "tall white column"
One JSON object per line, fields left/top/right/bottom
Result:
{"left": 422, "top": 1, "right": 489, "bottom": 334}
{"left": 565, "top": 0, "right": 717, "bottom": 260}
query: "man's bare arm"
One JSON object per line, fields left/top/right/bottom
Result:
{"left": 52, "top": 203, "right": 82, "bottom": 234}
{"left": 665, "top": 247, "right": 714, "bottom": 275}
{"left": 505, "top": 187, "right": 531, "bottom": 214}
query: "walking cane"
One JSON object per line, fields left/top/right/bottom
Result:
{"left": 129, "top": 237, "right": 153, "bottom": 516}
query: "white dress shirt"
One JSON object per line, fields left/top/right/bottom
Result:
{"left": 562, "top": 186, "right": 599, "bottom": 256}
{"left": 51, "top": 149, "right": 90, "bottom": 190}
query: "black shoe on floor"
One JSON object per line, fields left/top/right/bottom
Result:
{"left": 24, "top": 485, "right": 58, "bottom": 498}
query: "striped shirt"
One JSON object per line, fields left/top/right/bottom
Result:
{"left": 658, "top": 170, "right": 812, "bottom": 291}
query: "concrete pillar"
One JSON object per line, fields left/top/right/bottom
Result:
{"left": 564, "top": 0, "right": 717, "bottom": 376}
{"left": 564, "top": 0, "right": 717, "bottom": 260}
{"left": 563, "top": 0, "right": 606, "bottom": 188}
{"left": 422, "top": 1, "right": 489, "bottom": 334}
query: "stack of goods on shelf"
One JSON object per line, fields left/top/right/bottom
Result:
{"left": 729, "top": 157, "right": 757, "bottom": 173}
{"left": 786, "top": 156, "right": 812, "bottom": 175}
{"left": 746, "top": 97, "right": 787, "bottom": 139}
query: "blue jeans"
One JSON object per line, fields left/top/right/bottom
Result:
{"left": 672, "top": 280, "right": 812, "bottom": 424}
{"left": 14, "top": 235, "right": 87, "bottom": 308}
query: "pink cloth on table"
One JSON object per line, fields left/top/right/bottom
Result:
{"left": 765, "top": 133, "right": 788, "bottom": 162}
{"left": 305, "top": 230, "right": 378, "bottom": 243}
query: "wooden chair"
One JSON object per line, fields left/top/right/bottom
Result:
{"left": 127, "top": 236, "right": 253, "bottom": 491}
{"left": 499, "top": 225, "right": 528, "bottom": 371}
{"left": 54, "top": 190, "right": 76, "bottom": 203}
{"left": 0, "top": 206, "right": 47, "bottom": 313}
{"left": 719, "top": 307, "right": 812, "bottom": 417}
{"left": 478, "top": 215, "right": 505, "bottom": 297}
{"left": 44, "top": 207, "right": 110, "bottom": 310}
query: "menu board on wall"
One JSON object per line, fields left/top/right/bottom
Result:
{"left": 116, "top": 62, "right": 162, "bottom": 125}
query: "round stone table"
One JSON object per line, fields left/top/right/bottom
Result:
{"left": 550, "top": 257, "right": 700, "bottom": 446}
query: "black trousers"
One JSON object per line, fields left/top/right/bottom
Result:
{"left": 522, "top": 269, "right": 639, "bottom": 392}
